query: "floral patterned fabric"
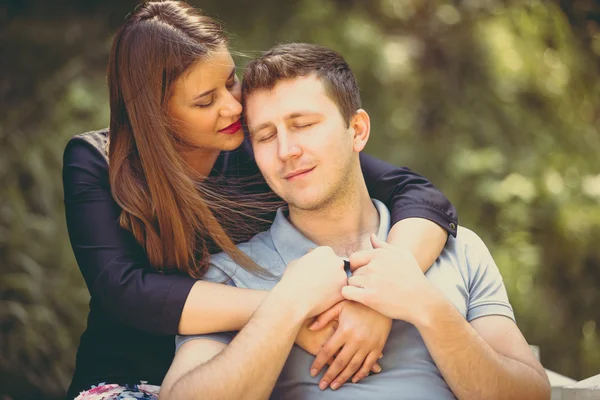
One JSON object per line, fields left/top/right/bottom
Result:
{"left": 74, "top": 383, "right": 160, "bottom": 400}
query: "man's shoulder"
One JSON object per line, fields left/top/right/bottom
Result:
{"left": 450, "top": 227, "right": 514, "bottom": 322}
{"left": 210, "top": 230, "right": 279, "bottom": 272}
{"left": 444, "top": 225, "right": 487, "bottom": 253}
{"left": 439, "top": 226, "right": 494, "bottom": 276}
{"left": 206, "top": 230, "right": 284, "bottom": 288}
{"left": 455, "top": 226, "right": 488, "bottom": 250}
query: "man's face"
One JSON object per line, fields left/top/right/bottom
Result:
{"left": 245, "top": 74, "right": 356, "bottom": 211}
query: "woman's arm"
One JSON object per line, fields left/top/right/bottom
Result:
{"left": 387, "top": 218, "right": 447, "bottom": 271}
{"left": 63, "top": 133, "right": 262, "bottom": 335}
{"left": 359, "top": 152, "right": 457, "bottom": 271}
{"left": 234, "top": 140, "right": 457, "bottom": 269}
{"left": 179, "top": 281, "right": 266, "bottom": 334}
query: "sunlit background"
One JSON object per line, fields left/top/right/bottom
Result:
{"left": 1, "top": 0, "right": 599, "bottom": 398}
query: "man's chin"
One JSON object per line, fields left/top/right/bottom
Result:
{"left": 287, "top": 196, "right": 326, "bottom": 212}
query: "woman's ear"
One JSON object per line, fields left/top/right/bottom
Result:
{"left": 350, "top": 109, "right": 371, "bottom": 152}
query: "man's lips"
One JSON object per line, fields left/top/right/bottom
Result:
{"left": 284, "top": 167, "right": 315, "bottom": 180}
{"left": 218, "top": 119, "right": 242, "bottom": 134}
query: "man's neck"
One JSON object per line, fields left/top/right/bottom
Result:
{"left": 288, "top": 181, "right": 379, "bottom": 258}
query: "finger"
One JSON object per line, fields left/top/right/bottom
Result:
{"left": 341, "top": 286, "right": 370, "bottom": 306}
{"left": 319, "top": 344, "right": 358, "bottom": 390}
{"left": 330, "top": 349, "right": 369, "bottom": 390}
{"left": 370, "top": 233, "right": 391, "bottom": 249}
{"left": 348, "top": 249, "right": 377, "bottom": 271}
{"left": 310, "top": 331, "right": 345, "bottom": 377}
{"left": 352, "top": 351, "right": 382, "bottom": 383}
{"left": 347, "top": 275, "right": 367, "bottom": 288}
{"left": 350, "top": 265, "right": 369, "bottom": 276}
{"left": 310, "top": 302, "right": 343, "bottom": 331}
{"left": 371, "top": 362, "right": 382, "bottom": 373}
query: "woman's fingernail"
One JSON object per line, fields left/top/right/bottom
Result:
{"left": 374, "top": 365, "right": 382, "bottom": 373}
{"left": 331, "top": 382, "right": 340, "bottom": 390}
{"left": 319, "top": 381, "right": 329, "bottom": 390}
{"left": 310, "top": 369, "right": 318, "bottom": 377}
{"left": 352, "top": 377, "right": 359, "bottom": 383}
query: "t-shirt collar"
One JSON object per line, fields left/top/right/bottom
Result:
{"left": 269, "top": 199, "right": 391, "bottom": 267}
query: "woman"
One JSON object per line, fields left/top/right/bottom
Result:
{"left": 62, "top": 1, "right": 458, "bottom": 399}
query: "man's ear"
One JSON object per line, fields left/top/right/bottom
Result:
{"left": 349, "top": 109, "right": 370, "bottom": 152}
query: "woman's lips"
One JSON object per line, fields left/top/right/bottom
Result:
{"left": 218, "top": 119, "right": 242, "bottom": 134}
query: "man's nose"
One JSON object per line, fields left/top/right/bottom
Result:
{"left": 277, "top": 130, "right": 302, "bottom": 161}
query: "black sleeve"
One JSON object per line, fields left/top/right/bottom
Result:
{"left": 62, "top": 137, "right": 196, "bottom": 336}
{"left": 359, "top": 152, "right": 458, "bottom": 236}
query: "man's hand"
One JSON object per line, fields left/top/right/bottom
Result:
{"left": 295, "top": 317, "right": 337, "bottom": 360}
{"left": 308, "top": 300, "right": 391, "bottom": 390}
{"left": 279, "top": 246, "right": 347, "bottom": 319}
{"left": 342, "top": 234, "right": 436, "bottom": 323}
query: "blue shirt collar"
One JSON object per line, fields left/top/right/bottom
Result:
{"left": 269, "top": 199, "right": 391, "bottom": 266}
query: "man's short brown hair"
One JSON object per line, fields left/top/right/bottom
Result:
{"left": 242, "top": 43, "right": 361, "bottom": 125}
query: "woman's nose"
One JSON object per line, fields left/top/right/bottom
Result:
{"left": 221, "top": 90, "right": 243, "bottom": 117}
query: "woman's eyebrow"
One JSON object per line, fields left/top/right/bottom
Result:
{"left": 193, "top": 88, "right": 216, "bottom": 101}
{"left": 192, "top": 67, "right": 236, "bottom": 101}
{"left": 227, "top": 66, "right": 236, "bottom": 80}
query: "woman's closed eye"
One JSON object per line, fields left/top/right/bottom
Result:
{"left": 195, "top": 79, "right": 238, "bottom": 108}
{"left": 195, "top": 98, "right": 213, "bottom": 108}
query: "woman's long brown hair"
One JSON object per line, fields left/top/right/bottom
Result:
{"left": 107, "top": 0, "right": 270, "bottom": 278}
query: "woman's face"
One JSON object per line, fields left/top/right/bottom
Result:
{"left": 167, "top": 45, "right": 244, "bottom": 153}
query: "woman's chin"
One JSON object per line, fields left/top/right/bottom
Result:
{"left": 218, "top": 130, "right": 245, "bottom": 151}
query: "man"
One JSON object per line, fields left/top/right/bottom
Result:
{"left": 159, "top": 43, "right": 550, "bottom": 400}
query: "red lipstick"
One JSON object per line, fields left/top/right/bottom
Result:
{"left": 218, "top": 119, "right": 242, "bottom": 134}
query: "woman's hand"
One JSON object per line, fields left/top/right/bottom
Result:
{"left": 308, "top": 300, "right": 391, "bottom": 390}
{"left": 342, "top": 234, "right": 435, "bottom": 323}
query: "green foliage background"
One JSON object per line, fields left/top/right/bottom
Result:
{"left": 1, "top": 0, "right": 599, "bottom": 398}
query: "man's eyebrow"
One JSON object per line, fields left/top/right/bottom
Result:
{"left": 284, "top": 112, "right": 319, "bottom": 119}
{"left": 192, "top": 67, "right": 236, "bottom": 101}
{"left": 248, "top": 121, "right": 272, "bottom": 135}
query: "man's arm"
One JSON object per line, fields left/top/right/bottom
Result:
{"left": 409, "top": 227, "right": 550, "bottom": 400}
{"left": 343, "top": 234, "right": 550, "bottom": 400}
{"left": 412, "top": 289, "right": 550, "bottom": 400}
{"left": 160, "top": 246, "right": 348, "bottom": 400}
{"left": 160, "top": 284, "right": 306, "bottom": 400}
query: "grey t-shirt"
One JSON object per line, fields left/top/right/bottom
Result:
{"left": 177, "top": 200, "right": 515, "bottom": 399}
